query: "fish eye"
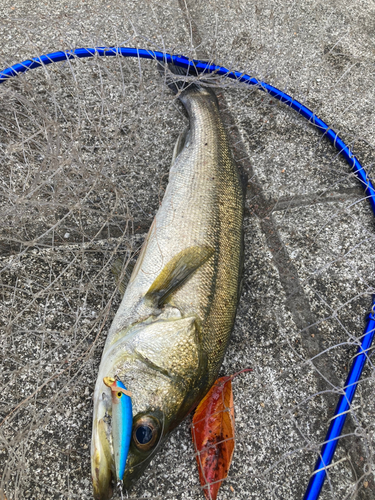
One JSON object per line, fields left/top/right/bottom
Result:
{"left": 133, "top": 416, "right": 159, "bottom": 451}
{"left": 116, "top": 391, "right": 122, "bottom": 398}
{"left": 136, "top": 425, "right": 152, "bottom": 444}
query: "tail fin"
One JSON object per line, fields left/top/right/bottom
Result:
{"left": 158, "top": 61, "right": 201, "bottom": 95}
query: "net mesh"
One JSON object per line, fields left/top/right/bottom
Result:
{"left": 0, "top": 1, "right": 374, "bottom": 499}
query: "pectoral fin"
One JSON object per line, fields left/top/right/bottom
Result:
{"left": 145, "top": 246, "right": 214, "bottom": 306}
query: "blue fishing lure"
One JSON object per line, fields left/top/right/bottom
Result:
{"left": 103, "top": 377, "right": 133, "bottom": 483}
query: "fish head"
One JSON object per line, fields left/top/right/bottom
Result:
{"left": 92, "top": 312, "right": 208, "bottom": 497}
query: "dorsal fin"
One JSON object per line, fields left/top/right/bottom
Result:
{"left": 171, "top": 127, "right": 190, "bottom": 165}
{"left": 111, "top": 258, "right": 134, "bottom": 296}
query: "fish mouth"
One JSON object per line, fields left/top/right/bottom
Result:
{"left": 92, "top": 441, "right": 113, "bottom": 500}
{"left": 92, "top": 377, "right": 168, "bottom": 498}
{"left": 92, "top": 449, "right": 150, "bottom": 497}
{"left": 91, "top": 401, "right": 115, "bottom": 500}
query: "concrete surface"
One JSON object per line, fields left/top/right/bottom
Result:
{"left": 0, "top": 1, "right": 374, "bottom": 500}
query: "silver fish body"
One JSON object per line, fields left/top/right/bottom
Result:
{"left": 91, "top": 78, "right": 244, "bottom": 499}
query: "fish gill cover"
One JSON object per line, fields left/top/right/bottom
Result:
{"left": 0, "top": 1, "right": 374, "bottom": 500}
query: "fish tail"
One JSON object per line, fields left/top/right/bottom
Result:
{"left": 158, "top": 60, "right": 202, "bottom": 95}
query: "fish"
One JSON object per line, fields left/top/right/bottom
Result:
{"left": 91, "top": 63, "right": 245, "bottom": 499}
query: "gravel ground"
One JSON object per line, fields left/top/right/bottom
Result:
{"left": 0, "top": 1, "right": 374, "bottom": 500}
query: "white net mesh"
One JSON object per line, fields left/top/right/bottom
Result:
{"left": 0, "top": 1, "right": 374, "bottom": 499}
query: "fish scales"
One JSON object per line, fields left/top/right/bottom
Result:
{"left": 91, "top": 76, "right": 244, "bottom": 499}
{"left": 109, "top": 88, "right": 243, "bottom": 379}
